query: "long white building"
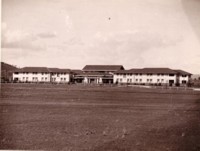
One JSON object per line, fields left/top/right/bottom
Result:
{"left": 114, "top": 68, "right": 192, "bottom": 86}
{"left": 12, "top": 66, "right": 192, "bottom": 86}
{"left": 13, "top": 67, "right": 71, "bottom": 83}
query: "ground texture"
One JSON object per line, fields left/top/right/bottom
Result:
{"left": 0, "top": 84, "right": 200, "bottom": 151}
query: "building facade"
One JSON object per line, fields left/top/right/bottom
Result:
{"left": 13, "top": 67, "right": 71, "bottom": 83}
{"left": 74, "top": 65, "right": 124, "bottom": 84}
{"left": 114, "top": 68, "right": 192, "bottom": 86}
{"left": 12, "top": 66, "right": 192, "bottom": 86}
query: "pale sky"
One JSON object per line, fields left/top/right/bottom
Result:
{"left": 1, "top": 0, "right": 200, "bottom": 73}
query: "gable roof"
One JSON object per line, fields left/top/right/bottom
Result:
{"left": 82, "top": 65, "right": 124, "bottom": 71}
{"left": 173, "top": 70, "right": 192, "bottom": 75}
{"left": 75, "top": 72, "right": 112, "bottom": 77}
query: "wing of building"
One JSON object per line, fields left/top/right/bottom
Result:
{"left": 114, "top": 68, "right": 192, "bottom": 86}
{"left": 74, "top": 65, "right": 125, "bottom": 84}
{"left": 13, "top": 67, "right": 71, "bottom": 83}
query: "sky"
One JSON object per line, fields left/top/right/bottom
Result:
{"left": 1, "top": 0, "right": 200, "bottom": 74}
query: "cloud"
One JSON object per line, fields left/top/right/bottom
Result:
{"left": 83, "top": 31, "right": 182, "bottom": 66}
{"left": 37, "top": 31, "right": 57, "bottom": 38}
{"left": 63, "top": 37, "right": 84, "bottom": 46}
{"left": 90, "top": 31, "right": 180, "bottom": 56}
{"left": 1, "top": 23, "right": 57, "bottom": 50}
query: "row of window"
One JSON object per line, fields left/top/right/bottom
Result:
{"left": 22, "top": 77, "right": 67, "bottom": 81}
{"left": 52, "top": 78, "right": 67, "bottom": 81}
{"left": 116, "top": 78, "right": 165, "bottom": 83}
{"left": 117, "top": 74, "right": 177, "bottom": 77}
{"left": 15, "top": 72, "right": 68, "bottom": 75}
{"left": 22, "top": 77, "right": 48, "bottom": 80}
{"left": 52, "top": 73, "right": 68, "bottom": 76}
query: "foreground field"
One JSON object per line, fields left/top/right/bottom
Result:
{"left": 0, "top": 83, "right": 200, "bottom": 151}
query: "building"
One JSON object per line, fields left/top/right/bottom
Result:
{"left": 13, "top": 67, "right": 71, "bottom": 83}
{"left": 74, "top": 65, "right": 125, "bottom": 84}
{"left": 49, "top": 68, "right": 71, "bottom": 83}
{"left": 114, "top": 68, "right": 192, "bottom": 86}
{"left": 12, "top": 65, "right": 192, "bottom": 86}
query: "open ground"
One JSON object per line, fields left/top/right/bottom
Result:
{"left": 0, "top": 84, "right": 200, "bottom": 151}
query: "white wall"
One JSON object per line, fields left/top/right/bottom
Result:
{"left": 13, "top": 72, "right": 70, "bottom": 83}
{"left": 114, "top": 74, "right": 177, "bottom": 84}
{"left": 13, "top": 73, "right": 51, "bottom": 82}
{"left": 51, "top": 73, "right": 70, "bottom": 83}
{"left": 179, "top": 75, "right": 189, "bottom": 84}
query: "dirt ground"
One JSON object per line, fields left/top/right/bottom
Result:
{"left": 0, "top": 83, "right": 200, "bottom": 151}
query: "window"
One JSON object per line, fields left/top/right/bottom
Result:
{"left": 161, "top": 79, "right": 164, "bottom": 82}
{"left": 26, "top": 77, "right": 28, "bottom": 80}
{"left": 45, "top": 77, "right": 47, "bottom": 80}
{"left": 130, "top": 79, "right": 132, "bottom": 83}
{"left": 182, "top": 80, "right": 186, "bottom": 84}
{"left": 140, "top": 73, "right": 142, "bottom": 76}
{"left": 61, "top": 78, "right": 63, "bottom": 81}
{"left": 169, "top": 74, "right": 174, "bottom": 76}
{"left": 41, "top": 77, "right": 44, "bottom": 80}
{"left": 123, "top": 74, "right": 126, "bottom": 78}
{"left": 140, "top": 79, "right": 142, "bottom": 82}
{"left": 64, "top": 78, "right": 66, "bottom": 81}
{"left": 127, "top": 79, "right": 129, "bottom": 82}
{"left": 182, "top": 75, "right": 187, "bottom": 77}
{"left": 157, "top": 74, "right": 160, "bottom": 76}
{"left": 136, "top": 79, "right": 138, "bottom": 82}
{"left": 23, "top": 77, "right": 25, "bottom": 80}
{"left": 150, "top": 79, "right": 152, "bottom": 82}
{"left": 15, "top": 72, "right": 19, "bottom": 75}
{"left": 147, "top": 79, "right": 149, "bottom": 82}
{"left": 157, "top": 79, "right": 160, "bottom": 82}
{"left": 120, "top": 79, "right": 122, "bottom": 82}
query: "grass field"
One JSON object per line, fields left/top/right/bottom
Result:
{"left": 0, "top": 83, "right": 200, "bottom": 151}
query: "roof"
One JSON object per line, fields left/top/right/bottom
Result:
{"left": 75, "top": 72, "right": 112, "bottom": 77}
{"left": 14, "top": 67, "right": 49, "bottom": 73}
{"left": 14, "top": 67, "right": 70, "bottom": 73}
{"left": 48, "top": 68, "right": 71, "bottom": 73}
{"left": 174, "top": 70, "right": 192, "bottom": 75}
{"left": 82, "top": 65, "right": 124, "bottom": 71}
{"left": 71, "top": 70, "right": 83, "bottom": 74}
{"left": 138, "top": 68, "right": 177, "bottom": 74}
{"left": 115, "top": 68, "right": 177, "bottom": 74}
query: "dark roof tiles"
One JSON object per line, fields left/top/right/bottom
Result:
{"left": 115, "top": 68, "right": 191, "bottom": 75}
{"left": 14, "top": 67, "right": 70, "bottom": 73}
{"left": 82, "top": 65, "right": 124, "bottom": 71}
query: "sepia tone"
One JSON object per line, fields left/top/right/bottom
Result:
{"left": 1, "top": 0, "right": 200, "bottom": 150}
